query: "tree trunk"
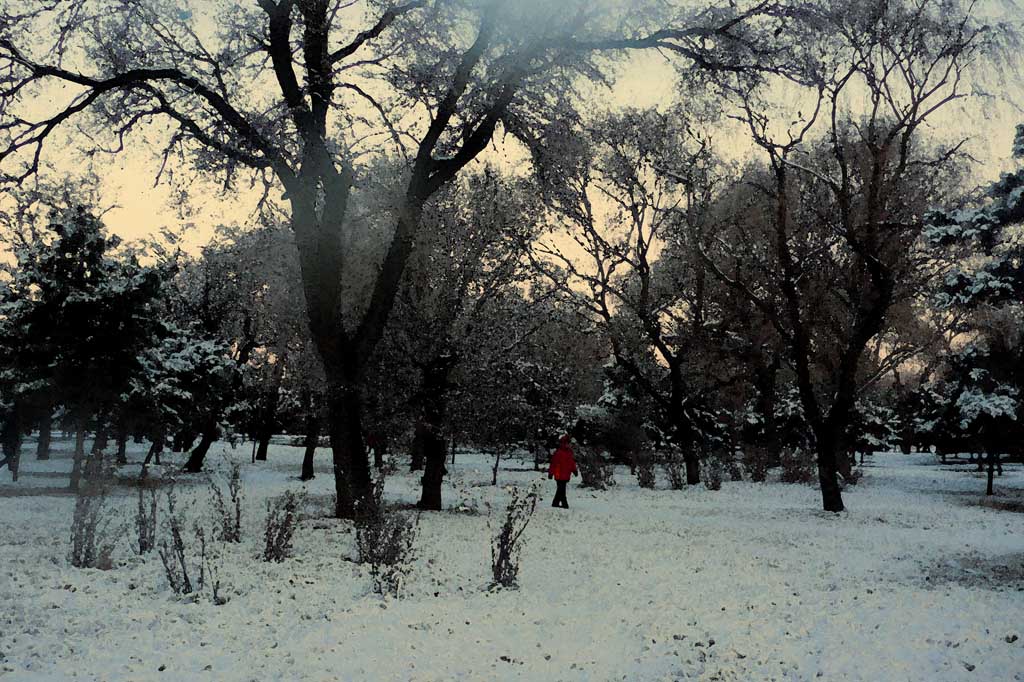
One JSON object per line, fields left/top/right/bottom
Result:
{"left": 755, "top": 358, "right": 781, "bottom": 461}
{"left": 409, "top": 421, "right": 426, "bottom": 472}
{"left": 255, "top": 433, "right": 271, "bottom": 462}
{"left": 183, "top": 422, "right": 217, "bottom": 472}
{"left": 986, "top": 448, "right": 996, "bottom": 496}
{"left": 290, "top": 180, "right": 433, "bottom": 520}
{"left": 254, "top": 369, "right": 283, "bottom": 462}
{"left": 418, "top": 429, "right": 447, "bottom": 510}
{"left": 8, "top": 436, "right": 20, "bottom": 482}
{"left": 836, "top": 448, "right": 854, "bottom": 481}
{"left": 796, "top": 378, "right": 850, "bottom": 513}
{"left": 491, "top": 449, "right": 501, "bottom": 486}
{"left": 143, "top": 435, "right": 164, "bottom": 472}
{"left": 115, "top": 423, "right": 129, "bottom": 465}
{"left": 1, "top": 413, "right": 22, "bottom": 482}
{"left": 300, "top": 420, "right": 318, "bottom": 482}
{"left": 416, "top": 359, "right": 454, "bottom": 510}
{"left": 91, "top": 421, "right": 109, "bottom": 455}
{"left": 372, "top": 434, "right": 385, "bottom": 469}
{"left": 815, "top": 434, "right": 845, "bottom": 513}
{"left": 669, "top": 372, "right": 700, "bottom": 485}
{"left": 671, "top": 422, "right": 700, "bottom": 485}
{"left": 684, "top": 451, "right": 700, "bottom": 486}
{"left": 327, "top": 380, "right": 373, "bottom": 519}
{"left": 36, "top": 412, "right": 52, "bottom": 460}
{"left": 298, "top": 388, "right": 319, "bottom": 481}
{"left": 70, "top": 419, "right": 87, "bottom": 491}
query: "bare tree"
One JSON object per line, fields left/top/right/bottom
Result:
{"left": 531, "top": 107, "right": 733, "bottom": 483}
{"left": 389, "top": 169, "right": 542, "bottom": 509}
{"left": 698, "top": 0, "right": 983, "bottom": 511}
{"left": 0, "top": 0, "right": 785, "bottom": 516}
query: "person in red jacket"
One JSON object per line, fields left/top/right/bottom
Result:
{"left": 548, "top": 435, "right": 578, "bottom": 508}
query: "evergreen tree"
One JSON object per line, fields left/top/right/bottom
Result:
{"left": 0, "top": 205, "right": 168, "bottom": 488}
{"left": 924, "top": 124, "right": 1024, "bottom": 491}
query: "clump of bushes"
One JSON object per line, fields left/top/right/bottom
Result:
{"left": 726, "top": 454, "right": 744, "bottom": 482}
{"left": 780, "top": 448, "right": 816, "bottom": 483}
{"left": 843, "top": 465, "right": 863, "bottom": 486}
{"left": 69, "top": 456, "right": 118, "bottom": 569}
{"left": 577, "top": 448, "right": 616, "bottom": 490}
{"left": 157, "top": 486, "right": 196, "bottom": 594}
{"left": 134, "top": 483, "right": 158, "bottom": 555}
{"left": 263, "top": 490, "right": 301, "bottom": 563}
{"left": 208, "top": 460, "right": 243, "bottom": 543}
{"left": 701, "top": 456, "right": 725, "bottom": 491}
{"left": 634, "top": 453, "right": 657, "bottom": 489}
{"left": 355, "top": 476, "right": 419, "bottom": 597}
{"left": 664, "top": 454, "right": 686, "bottom": 490}
{"left": 156, "top": 485, "right": 228, "bottom": 604}
{"left": 490, "top": 486, "right": 538, "bottom": 589}
{"left": 742, "top": 446, "right": 770, "bottom": 482}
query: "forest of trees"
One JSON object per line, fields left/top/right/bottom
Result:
{"left": 1, "top": 0, "right": 1022, "bottom": 517}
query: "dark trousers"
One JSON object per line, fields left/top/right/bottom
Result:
{"left": 552, "top": 479, "right": 569, "bottom": 508}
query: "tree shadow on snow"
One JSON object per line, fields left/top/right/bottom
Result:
{"left": 919, "top": 552, "right": 1024, "bottom": 591}
{"left": 967, "top": 491, "right": 1024, "bottom": 514}
{"left": 0, "top": 484, "right": 75, "bottom": 498}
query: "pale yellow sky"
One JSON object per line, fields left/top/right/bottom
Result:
{"left": 9, "top": 7, "right": 1023, "bottom": 252}
{"left": 43, "top": 50, "right": 684, "bottom": 252}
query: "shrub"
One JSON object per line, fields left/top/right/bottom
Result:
{"left": 158, "top": 486, "right": 194, "bottom": 594}
{"left": 701, "top": 456, "right": 724, "bottom": 491}
{"left": 450, "top": 477, "right": 486, "bottom": 515}
{"left": 358, "top": 513, "right": 419, "bottom": 597}
{"left": 156, "top": 486, "right": 227, "bottom": 603}
{"left": 208, "top": 460, "right": 243, "bottom": 543}
{"left": 490, "top": 486, "right": 538, "bottom": 589}
{"left": 634, "top": 453, "right": 656, "bottom": 489}
{"left": 664, "top": 455, "right": 686, "bottom": 490}
{"left": 780, "top": 448, "right": 816, "bottom": 484}
{"left": 355, "top": 476, "right": 419, "bottom": 597}
{"left": 194, "top": 526, "right": 228, "bottom": 606}
{"left": 742, "top": 446, "right": 770, "bottom": 482}
{"left": 263, "top": 491, "right": 301, "bottom": 563}
{"left": 726, "top": 454, "right": 744, "bottom": 482}
{"left": 577, "top": 448, "right": 615, "bottom": 490}
{"left": 70, "top": 456, "right": 118, "bottom": 569}
{"left": 134, "top": 483, "right": 158, "bottom": 555}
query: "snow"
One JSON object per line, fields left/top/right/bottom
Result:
{"left": 957, "top": 387, "right": 1021, "bottom": 426}
{"left": 2, "top": 439, "right": 1024, "bottom": 681}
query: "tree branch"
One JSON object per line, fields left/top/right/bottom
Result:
{"left": 329, "top": 1, "right": 427, "bottom": 64}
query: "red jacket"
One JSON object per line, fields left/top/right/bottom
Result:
{"left": 549, "top": 437, "right": 578, "bottom": 481}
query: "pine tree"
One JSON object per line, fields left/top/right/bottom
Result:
{"left": 0, "top": 205, "right": 169, "bottom": 488}
{"left": 924, "top": 124, "right": 1024, "bottom": 491}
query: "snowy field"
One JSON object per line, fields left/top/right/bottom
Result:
{"left": 2, "top": 439, "right": 1023, "bottom": 681}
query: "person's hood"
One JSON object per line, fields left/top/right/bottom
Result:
{"left": 558, "top": 435, "right": 572, "bottom": 448}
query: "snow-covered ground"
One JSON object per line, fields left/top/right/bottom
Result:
{"left": 2, "top": 438, "right": 1023, "bottom": 681}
